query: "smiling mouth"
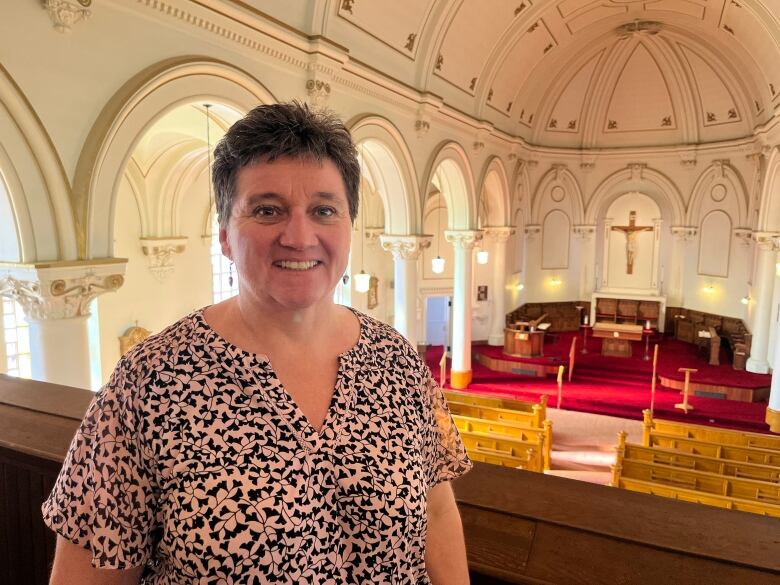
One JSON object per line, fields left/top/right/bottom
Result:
{"left": 273, "top": 260, "right": 322, "bottom": 271}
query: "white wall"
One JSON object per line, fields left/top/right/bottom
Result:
{"left": 96, "top": 174, "right": 212, "bottom": 383}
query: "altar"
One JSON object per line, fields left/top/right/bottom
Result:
{"left": 592, "top": 322, "right": 644, "bottom": 357}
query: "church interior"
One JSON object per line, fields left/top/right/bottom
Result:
{"left": 2, "top": 1, "right": 780, "bottom": 582}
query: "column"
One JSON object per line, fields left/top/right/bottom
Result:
{"left": 484, "top": 227, "right": 513, "bottom": 346}
{"left": 445, "top": 230, "right": 482, "bottom": 389}
{"left": 379, "top": 235, "right": 431, "bottom": 345}
{"left": 747, "top": 233, "right": 779, "bottom": 374}
{"left": 0, "top": 260, "right": 127, "bottom": 388}
{"left": 573, "top": 225, "right": 596, "bottom": 299}
{"left": 668, "top": 227, "right": 696, "bottom": 306}
{"left": 767, "top": 317, "right": 780, "bottom": 433}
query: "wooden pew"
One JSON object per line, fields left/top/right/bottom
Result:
{"left": 613, "top": 433, "right": 780, "bottom": 517}
{"left": 648, "top": 431, "right": 780, "bottom": 467}
{"left": 459, "top": 429, "right": 545, "bottom": 472}
{"left": 453, "top": 414, "right": 552, "bottom": 470}
{"left": 643, "top": 410, "right": 780, "bottom": 451}
{"left": 619, "top": 441, "right": 780, "bottom": 483}
{"left": 613, "top": 476, "right": 780, "bottom": 518}
{"left": 446, "top": 396, "right": 546, "bottom": 429}
{"left": 445, "top": 390, "right": 547, "bottom": 422}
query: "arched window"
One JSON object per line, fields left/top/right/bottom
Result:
{"left": 210, "top": 213, "right": 239, "bottom": 302}
{"left": 2, "top": 298, "right": 30, "bottom": 378}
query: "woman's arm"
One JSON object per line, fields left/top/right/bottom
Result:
{"left": 49, "top": 536, "right": 143, "bottom": 585}
{"left": 425, "top": 481, "right": 470, "bottom": 585}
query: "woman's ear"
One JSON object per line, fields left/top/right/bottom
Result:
{"left": 219, "top": 225, "right": 231, "bottom": 260}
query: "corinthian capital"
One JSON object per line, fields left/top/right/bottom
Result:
{"left": 753, "top": 232, "right": 780, "bottom": 251}
{"left": 482, "top": 226, "right": 514, "bottom": 244}
{"left": 379, "top": 235, "right": 432, "bottom": 260}
{"left": 670, "top": 226, "right": 697, "bottom": 242}
{"left": 444, "top": 230, "right": 483, "bottom": 249}
{"left": 0, "top": 259, "right": 127, "bottom": 320}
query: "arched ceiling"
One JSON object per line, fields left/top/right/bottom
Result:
{"left": 246, "top": 0, "right": 780, "bottom": 148}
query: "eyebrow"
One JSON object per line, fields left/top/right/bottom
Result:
{"left": 243, "top": 192, "right": 345, "bottom": 206}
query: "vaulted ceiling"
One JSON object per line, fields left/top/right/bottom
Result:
{"left": 243, "top": 0, "right": 780, "bottom": 148}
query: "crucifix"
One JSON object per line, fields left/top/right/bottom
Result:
{"left": 611, "top": 211, "right": 653, "bottom": 274}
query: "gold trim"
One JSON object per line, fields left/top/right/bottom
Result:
{"left": 450, "top": 370, "right": 472, "bottom": 389}
{"left": 766, "top": 407, "right": 780, "bottom": 434}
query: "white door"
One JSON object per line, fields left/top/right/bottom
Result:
{"left": 426, "top": 296, "right": 450, "bottom": 349}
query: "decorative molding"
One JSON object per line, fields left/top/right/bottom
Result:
{"left": 305, "top": 78, "right": 332, "bottom": 106}
{"left": 0, "top": 260, "right": 126, "bottom": 320}
{"left": 734, "top": 228, "right": 753, "bottom": 247}
{"left": 444, "top": 230, "right": 483, "bottom": 249}
{"left": 616, "top": 20, "right": 663, "bottom": 38}
{"left": 404, "top": 33, "right": 416, "bottom": 52}
{"left": 140, "top": 237, "right": 187, "bottom": 282}
{"left": 414, "top": 119, "right": 430, "bottom": 138}
{"left": 42, "top": 0, "right": 91, "bottom": 33}
{"left": 472, "top": 141, "right": 485, "bottom": 152}
{"left": 380, "top": 234, "right": 432, "bottom": 260}
{"left": 482, "top": 226, "right": 514, "bottom": 244}
{"left": 628, "top": 163, "right": 647, "bottom": 180}
{"left": 753, "top": 231, "right": 780, "bottom": 251}
{"left": 524, "top": 225, "right": 542, "bottom": 238}
{"left": 573, "top": 225, "right": 597, "bottom": 240}
{"left": 712, "top": 159, "right": 730, "bottom": 177}
{"left": 364, "top": 228, "right": 384, "bottom": 247}
{"left": 670, "top": 226, "right": 698, "bottom": 241}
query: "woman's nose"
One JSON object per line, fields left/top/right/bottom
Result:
{"left": 278, "top": 210, "right": 317, "bottom": 249}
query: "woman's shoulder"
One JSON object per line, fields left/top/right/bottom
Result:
{"left": 350, "top": 308, "right": 426, "bottom": 368}
{"left": 116, "top": 309, "right": 207, "bottom": 380}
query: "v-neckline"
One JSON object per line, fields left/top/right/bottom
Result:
{"left": 196, "top": 306, "right": 367, "bottom": 449}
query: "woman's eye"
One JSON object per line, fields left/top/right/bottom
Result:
{"left": 315, "top": 206, "right": 336, "bottom": 217}
{"left": 253, "top": 206, "right": 279, "bottom": 217}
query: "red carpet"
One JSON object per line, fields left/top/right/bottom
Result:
{"left": 426, "top": 332, "right": 774, "bottom": 434}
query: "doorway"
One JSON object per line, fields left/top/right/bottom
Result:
{"left": 426, "top": 296, "right": 451, "bottom": 354}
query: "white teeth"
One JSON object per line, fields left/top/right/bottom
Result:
{"left": 275, "top": 260, "right": 319, "bottom": 270}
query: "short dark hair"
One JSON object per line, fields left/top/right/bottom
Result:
{"left": 212, "top": 101, "right": 360, "bottom": 227}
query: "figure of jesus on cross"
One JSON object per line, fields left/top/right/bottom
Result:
{"left": 611, "top": 211, "right": 653, "bottom": 274}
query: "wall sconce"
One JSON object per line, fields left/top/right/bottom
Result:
{"left": 741, "top": 294, "right": 751, "bottom": 305}
{"left": 702, "top": 284, "right": 715, "bottom": 294}
{"left": 550, "top": 276, "right": 562, "bottom": 286}
{"left": 516, "top": 283, "right": 524, "bottom": 291}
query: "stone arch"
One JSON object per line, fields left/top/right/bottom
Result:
{"left": 73, "top": 57, "right": 275, "bottom": 259}
{"left": 758, "top": 146, "right": 780, "bottom": 232}
{"left": 422, "top": 141, "right": 476, "bottom": 230}
{"left": 348, "top": 116, "right": 420, "bottom": 235}
{"left": 477, "top": 156, "right": 511, "bottom": 227}
{"left": 530, "top": 165, "right": 584, "bottom": 225}
{"left": 0, "top": 64, "right": 77, "bottom": 261}
{"left": 586, "top": 165, "right": 685, "bottom": 226}
{"left": 687, "top": 161, "right": 748, "bottom": 227}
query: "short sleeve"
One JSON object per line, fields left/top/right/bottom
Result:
{"left": 41, "top": 359, "right": 158, "bottom": 569}
{"left": 420, "top": 373, "right": 472, "bottom": 489}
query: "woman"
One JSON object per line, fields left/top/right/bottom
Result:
{"left": 43, "top": 102, "right": 472, "bottom": 584}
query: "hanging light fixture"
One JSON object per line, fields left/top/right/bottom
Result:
{"left": 204, "top": 103, "right": 214, "bottom": 213}
{"left": 476, "top": 186, "right": 489, "bottom": 264}
{"left": 431, "top": 194, "right": 445, "bottom": 274}
{"left": 354, "top": 143, "right": 371, "bottom": 293}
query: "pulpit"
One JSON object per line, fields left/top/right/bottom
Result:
{"left": 504, "top": 326, "right": 545, "bottom": 357}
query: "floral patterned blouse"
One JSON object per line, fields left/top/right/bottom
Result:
{"left": 42, "top": 308, "right": 472, "bottom": 584}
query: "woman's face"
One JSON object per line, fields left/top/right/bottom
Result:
{"left": 220, "top": 156, "right": 352, "bottom": 313}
